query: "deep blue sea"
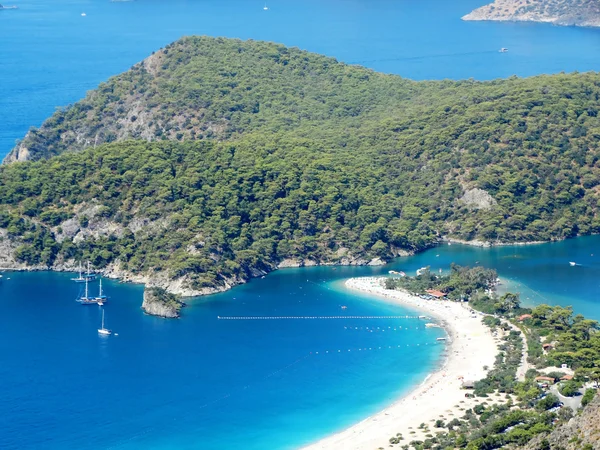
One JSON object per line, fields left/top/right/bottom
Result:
{"left": 2, "top": 1, "right": 600, "bottom": 448}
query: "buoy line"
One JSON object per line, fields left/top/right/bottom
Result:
{"left": 217, "top": 315, "right": 423, "bottom": 320}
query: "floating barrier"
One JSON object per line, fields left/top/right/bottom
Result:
{"left": 217, "top": 315, "right": 422, "bottom": 320}
{"left": 343, "top": 326, "right": 426, "bottom": 331}
{"left": 310, "top": 340, "right": 445, "bottom": 355}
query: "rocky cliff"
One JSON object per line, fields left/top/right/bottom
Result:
{"left": 463, "top": 0, "right": 600, "bottom": 27}
{"left": 141, "top": 287, "right": 184, "bottom": 318}
{"left": 521, "top": 393, "right": 600, "bottom": 449}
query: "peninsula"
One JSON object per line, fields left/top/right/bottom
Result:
{"left": 306, "top": 267, "right": 600, "bottom": 449}
{"left": 463, "top": 0, "right": 600, "bottom": 27}
{"left": 2, "top": 37, "right": 600, "bottom": 298}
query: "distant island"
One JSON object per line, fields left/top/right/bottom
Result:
{"left": 2, "top": 37, "right": 600, "bottom": 297}
{"left": 463, "top": 0, "right": 600, "bottom": 27}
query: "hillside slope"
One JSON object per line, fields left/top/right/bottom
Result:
{"left": 2, "top": 37, "right": 600, "bottom": 295}
{"left": 4, "top": 36, "right": 419, "bottom": 163}
{"left": 463, "top": 0, "right": 600, "bottom": 27}
{"left": 521, "top": 394, "right": 600, "bottom": 449}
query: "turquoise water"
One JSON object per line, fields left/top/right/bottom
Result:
{"left": 385, "top": 236, "right": 600, "bottom": 320}
{"left": 1, "top": 237, "right": 599, "bottom": 449}
{"left": 0, "top": 268, "right": 445, "bottom": 449}
{"left": 2, "top": 1, "right": 600, "bottom": 448}
{"left": 1, "top": 0, "right": 600, "bottom": 159}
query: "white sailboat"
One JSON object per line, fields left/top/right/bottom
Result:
{"left": 263, "top": 3, "right": 269, "bottom": 10}
{"left": 98, "top": 310, "right": 112, "bottom": 335}
{"left": 71, "top": 262, "right": 86, "bottom": 283}
{"left": 85, "top": 261, "right": 96, "bottom": 281}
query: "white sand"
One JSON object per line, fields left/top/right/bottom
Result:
{"left": 301, "top": 277, "right": 499, "bottom": 450}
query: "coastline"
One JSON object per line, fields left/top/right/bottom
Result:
{"left": 443, "top": 237, "right": 547, "bottom": 248}
{"left": 301, "top": 277, "right": 499, "bottom": 450}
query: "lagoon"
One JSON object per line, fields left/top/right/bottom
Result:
{"left": 1, "top": 237, "right": 599, "bottom": 449}
{"left": 2, "top": 0, "right": 600, "bottom": 448}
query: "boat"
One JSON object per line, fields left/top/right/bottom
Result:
{"left": 84, "top": 261, "right": 96, "bottom": 281}
{"left": 71, "top": 262, "right": 86, "bottom": 283}
{"left": 416, "top": 267, "right": 428, "bottom": 276}
{"left": 425, "top": 323, "right": 441, "bottom": 328}
{"left": 98, "top": 310, "right": 112, "bottom": 335}
{"left": 436, "top": 337, "right": 447, "bottom": 341}
{"left": 263, "top": 3, "right": 269, "bottom": 10}
{"left": 94, "top": 278, "right": 108, "bottom": 305}
{"left": 77, "top": 278, "right": 98, "bottom": 305}
{"left": 569, "top": 262, "right": 577, "bottom": 266}
{"left": 499, "top": 48, "right": 508, "bottom": 53}
{"left": 81, "top": 12, "right": 86, "bottom": 16}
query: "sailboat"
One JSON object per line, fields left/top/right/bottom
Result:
{"left": 84, "top": 261, "right": 96, "bottom": 281}
{"left": 263, "top": 3, "right": 269, "bottom": 10}
{"left": 71, "top": 262, "right": 86, "bottom": 283}
{"left": 94, "top": 278, "right": 108, "bottom": 305}
{"left": 98, "top": 310, "right": 112, "bottom": 335}
{"left": 77, "top": 277, "right": 97, "bottom": 305}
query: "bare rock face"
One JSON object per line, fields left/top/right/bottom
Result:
{"left": 459, "top": 188, "right": 497, "bottom": 210}
{"left": 462, "top": 0, "right": 600, "bottom": 28}
{"left": 142, "top": 287, "right": 184, "bottom": 318}
{"left": 2, "top": 144, "right": 31, "bottom": 164}
{"left": 521, "top": 393, "right": 600, "bottom": 449}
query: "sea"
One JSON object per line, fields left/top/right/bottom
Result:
{"left": 1, "top": 1, "right": 600, "bottom": 449}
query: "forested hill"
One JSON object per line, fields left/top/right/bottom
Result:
{"left": 4, "top": 36, "right": 420, "bottom": 163}
{"left": 2, "top": 37, "right": 600, "bottom": 295}
{"left": 463, "top": 0, "right": 600, "bottom": 27}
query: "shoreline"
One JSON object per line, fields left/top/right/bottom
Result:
{"left": 443, "top": 237, "right": 548, "bottom": 248}
{"left": 301, "top": 277, "right": 499, "bottom": 450}
{"left": 1, "top": 234, "right": 593, "bottom": 297}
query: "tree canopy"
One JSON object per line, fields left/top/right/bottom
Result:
{"left": 2, "top": 37, "right": 600, "bottom": 290}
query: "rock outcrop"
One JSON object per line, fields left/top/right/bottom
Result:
{"left": 520, "top": 393, "right": 600, "bottom": 449}
{"left": 142, "top": 287, "right": 184, "bottom": 318}
{"left": 463, "top": 0, "right": 600, "bottom": 27}
{"left": 459, "top": 188, "right": 497, "bottom": 210}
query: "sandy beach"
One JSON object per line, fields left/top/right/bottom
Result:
{"left": 302, "top": 277, "right": 500, "bottom": 450}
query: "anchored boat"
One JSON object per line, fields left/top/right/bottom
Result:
{"left": 98, "top": 310, "right": 112, "bottom": 335}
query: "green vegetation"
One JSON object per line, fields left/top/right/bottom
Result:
{"left": 3, "top": 37, "right": 600, "bottom": 289}
{"left": 581, "top": 388, "right": 596, "bottom": 406}
{"left": 384, "top": 268, "right": 599, "bottom": 449}
{"left": 384, "top": 264, "right": 498, "bottom": 300}
{"left": 145, "top": 287, "right": 184, "bottom": 314}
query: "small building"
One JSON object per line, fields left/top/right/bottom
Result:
{"left": 426, "top": 289, "right": 446, "bottom": 299}
{"left": 462, "top": 380, "right": 475, "bottom": 389}
{"left": 560, "top": 375, "right": 574, "bottom": 381}
{"left": 518, "top": 314, "right": 533, "bottom": 321}
{"left": 535, "top": 376, "right": 555, "bottom": 384}
{"left": 542, "top": 343, "right": 553, "bottom": 351}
